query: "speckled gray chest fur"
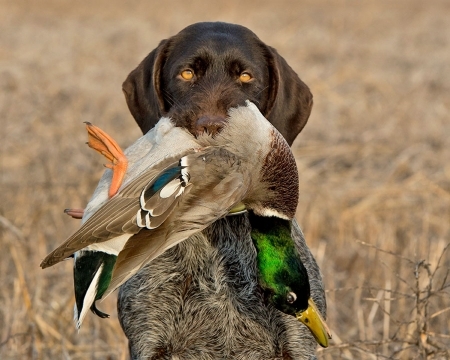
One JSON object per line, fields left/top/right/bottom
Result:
{"left": 118, "top": 215, "right": 325, "bottom": 360}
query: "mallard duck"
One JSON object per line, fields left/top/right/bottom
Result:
{"left": 41, "top": 102, "right": 327, "bottom": 333}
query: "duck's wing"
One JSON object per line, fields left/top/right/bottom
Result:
{"left": 40, "top": 152, "right": 199, "bottom": 268}
{"left": 104, "top": 170, "right": 247, "bottom": 296}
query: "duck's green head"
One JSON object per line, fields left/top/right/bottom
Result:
{"left": 249, "top": 213, "right": 331, "bottom": 348}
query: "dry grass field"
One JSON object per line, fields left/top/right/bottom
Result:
{"left": 1, "top": 0, "right": 449, "bottom": 359}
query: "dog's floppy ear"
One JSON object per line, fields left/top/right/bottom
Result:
{"left": 122, "top": 40, "right": 169, "bottom": 134}
{"left": 263, "top": 45, "right": 313, "bottom": 146}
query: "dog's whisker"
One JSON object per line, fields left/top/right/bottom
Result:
{"left": 255, "top": 85, "right": 270, "bottom": 97}
{"left": 161, "top": 91, "right": 179, "bottom": 108}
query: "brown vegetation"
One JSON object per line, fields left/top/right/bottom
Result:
{"left": 1, "top": 0, "right": 449, "bottom": 359}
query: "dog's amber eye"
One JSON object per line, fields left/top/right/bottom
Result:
{"left": 180, "top": 69, "right": 194, "bottom": 80}
{"left": 239, "top": 72, "right": 252, "bottom": 83}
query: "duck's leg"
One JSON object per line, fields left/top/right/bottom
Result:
{"left": 64, "top": 208, "right": 85, "bottom": 219}
{"left": 85, "top": 122, "right": 128, "bottom": 198}
{"left": 63, "top": 124, "right": 126, "bottom": 220}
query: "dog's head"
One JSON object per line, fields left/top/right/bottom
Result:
{"left": 122, "top": 22, "right": 313, "bottom": 145}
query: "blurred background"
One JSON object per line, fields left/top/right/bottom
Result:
{"left": 1, "top": 0, "right": 449, "bottom": 359}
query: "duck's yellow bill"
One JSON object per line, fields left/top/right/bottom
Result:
{"left": 296, "top": 298, "right": 332, "bottom": 348}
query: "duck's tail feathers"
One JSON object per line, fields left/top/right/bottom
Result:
{"left": 74, "top": 263, "right": 103, "bottom": 330}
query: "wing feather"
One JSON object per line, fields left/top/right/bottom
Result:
{"left": 146, "top": 180, "right": 187, "bottom": 217}
{"left": 40, "top": 154, "right": 198, "bottom": 268}
{"left": 103, "top": 173, "right": 247, "bottom": 297}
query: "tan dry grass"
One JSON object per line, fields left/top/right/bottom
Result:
{"left": 1, "top": 0, "right": 449, "bottom": 359}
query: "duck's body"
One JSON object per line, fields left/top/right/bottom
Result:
{"left": 41, "top": 102, "right": 308, "bottom": 328}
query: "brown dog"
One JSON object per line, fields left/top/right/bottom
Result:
{"left": 122, "top": 22, "right": 313, "bottom": 146}
{"left": 118, "top": 22, "right": 325, "bottom": 360}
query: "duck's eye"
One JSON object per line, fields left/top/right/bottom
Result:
{"left": 180, "top": 69, "right": 194, "bottom": 81}
{"left": 286, "top": 292, "right": 297, "bottom": 304}
{"left": 239, "top": 72, "right": 252, "bottom": 83}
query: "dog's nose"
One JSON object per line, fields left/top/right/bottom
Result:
{"left": 195, "top": 115, "right": 227, "bottom": 136}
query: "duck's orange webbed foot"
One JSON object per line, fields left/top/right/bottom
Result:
{"left": 64, "top": 208, "right": 85, "bottom": 219}
{"left": 85, "top": 122, "right": 128, "bottom": 198}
